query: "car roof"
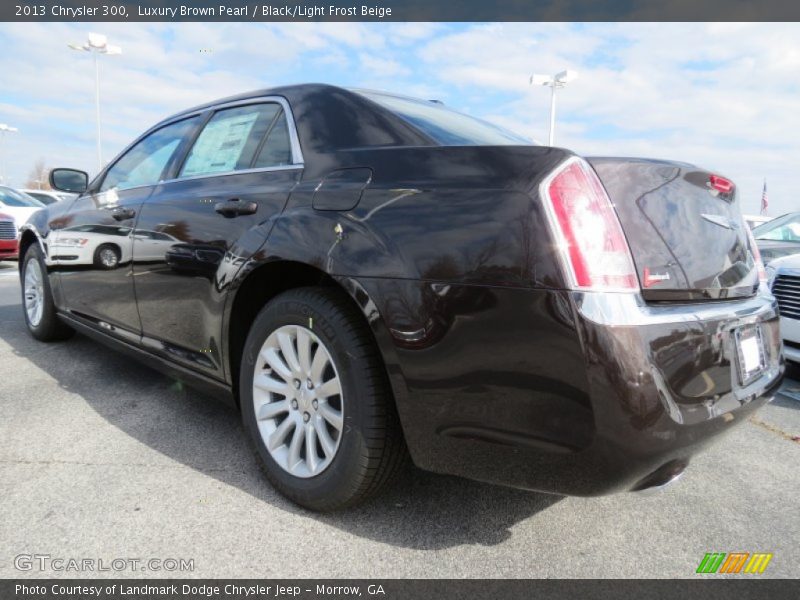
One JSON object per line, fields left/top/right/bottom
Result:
{"left": 150, "top": 83, "right": 432, "bottom": 160}
{"left": 168, "top": 83, "right": 359, "bottom": 119}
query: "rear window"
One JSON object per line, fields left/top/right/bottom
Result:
{"left": 0, "top": 187, "right": 45, "bottom": 208}
{"left": 357, "top": 91, "right": 533, "bottom": 147}
{"left": 25, "top": 192, "right": 57, "bottom": 205}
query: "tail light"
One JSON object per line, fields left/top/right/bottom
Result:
{"left": 541, "top": 157, "right": 639, "bottom": 291}
{"left": 709, "top": 174, "right": 734, "bottom": 195}
{"left": 745, "top": 224, "right": 767, "bottom": 283}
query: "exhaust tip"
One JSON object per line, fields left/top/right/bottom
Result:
{"left": 632, "top": 460, "right": 688, "bottom": 495}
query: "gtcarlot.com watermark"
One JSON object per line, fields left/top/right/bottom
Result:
{"left": 14, "top": 553, "right": 194, "bottom": 573}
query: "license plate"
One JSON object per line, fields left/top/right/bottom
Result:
{"left": 735, "top": 324, "right": 766, "bottom": 385}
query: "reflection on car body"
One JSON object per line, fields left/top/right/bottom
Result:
{"left": 49, "top": 224, "right": 178, "bottom": 269}
{"left": 165, "top": 243, "right": 225, "bottom": 277}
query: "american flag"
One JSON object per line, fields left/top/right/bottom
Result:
{"left": 761, "top": 180, "right": 769, "bottom": 216}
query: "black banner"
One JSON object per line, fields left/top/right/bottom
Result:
{"left": 5, "top": 0, "right": 800, "bottom": 22}
{"left": 4, "top": 580, "right": 800, "bottom": 600}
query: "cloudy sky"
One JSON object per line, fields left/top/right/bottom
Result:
{"left": 0, "top": 22, "right": 798, "bottom": 215}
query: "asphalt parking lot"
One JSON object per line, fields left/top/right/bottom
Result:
{"left": 0, "top": 260, "right": 798, "bottom": 579}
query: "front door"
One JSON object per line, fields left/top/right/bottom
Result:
{"left": 132, "top": 100, "right": 303, "bottom": 380}
{"left": 56, "top": 116, "right": 200, "bottom": 343}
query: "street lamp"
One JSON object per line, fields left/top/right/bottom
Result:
{"left": 0, "top": 123, "right": 19, "bottom": 186}
{"left": 69, "top": 32, "right": 122, "bottom": 170}
{"left": 530, "top": 70, "right": 578, "bottom": 146}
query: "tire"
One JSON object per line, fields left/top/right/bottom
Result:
{"left": 240, "top": 287, "right": 407, "bottom": 511}
{"left": 93, "top": 244, "right": 120, "bottom": 269}
{"left": 21, "top": 244, "right": 74, "bottom": 342}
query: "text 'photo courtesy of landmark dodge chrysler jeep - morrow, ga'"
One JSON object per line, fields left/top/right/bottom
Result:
{"left": 19, "top": 84, "right": 784, "bottom": 510}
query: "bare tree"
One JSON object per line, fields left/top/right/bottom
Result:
{"left": 24, "top": 159, "right": 51, "bottom": 190}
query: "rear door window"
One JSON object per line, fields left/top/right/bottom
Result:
{"left": 253, "top": 112, "right": 292, "bottom": 168}
{"left": 179, "top": 103, "right": 285, "bottom": 177}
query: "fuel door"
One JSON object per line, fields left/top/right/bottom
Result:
{"left": 312, "top": 168, "right": 373, "bottom": 211}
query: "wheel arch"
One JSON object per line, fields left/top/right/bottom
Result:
{"left": 224, "top": 259, "right": 407, "bottom": 417}
{"left": 17, "top": 228, "right": 43, "bottom": 266}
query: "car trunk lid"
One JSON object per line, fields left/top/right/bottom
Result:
{"left": 588, "top": 157, "right": 758, "bottom": 302}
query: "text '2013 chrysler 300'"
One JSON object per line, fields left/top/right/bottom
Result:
{"left": 19, "top": 84, "right": 784, "bottom": 510}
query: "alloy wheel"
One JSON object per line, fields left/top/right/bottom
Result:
{"left": 252, "top": 325, "right": 344, "bottom": 478}
{"left": 23, "top": 258, "right": 44, "bottom": 327}
{"left": 99, "top": 248, "right": 118, "bottom": 268}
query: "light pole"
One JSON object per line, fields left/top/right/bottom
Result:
{"left": 69, "top": 33, "right": 121, "bottom": 171}
{"left": 530, "top": 70, "right": 578, "bottom": 146}
{"left": 0, "top": 123, "right": 19, "bottom": 186}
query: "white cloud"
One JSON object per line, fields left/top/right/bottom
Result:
{"left": 413, "top": 22, "right": 800, "bottom": 214}
{"left": 0, "top": 22, "right": 798, "bottom": 216}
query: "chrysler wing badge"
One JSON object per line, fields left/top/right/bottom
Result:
{"left": 701, "top": 213, "right": 738, "bottom": 230}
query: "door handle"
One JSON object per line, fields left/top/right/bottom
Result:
{"left": 111, "top": 207, "right": 136, "bottom": 221}
{"left": 214, "top": 198, "right": 258, "bottom": 218}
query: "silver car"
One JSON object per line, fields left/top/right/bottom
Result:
{"left": 767, "top": 253, "right": 800, "bottom": 363}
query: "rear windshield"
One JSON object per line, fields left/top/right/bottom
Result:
{"left": 25, "top": 192, "right": 57, "bottom": 205}
{"left": 0, "top": 187, "right": 45, "bottom": 208}
{"left": 357, "top": 91, "right": 534, "bottom": 147}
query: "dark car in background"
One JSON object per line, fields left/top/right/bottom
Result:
{"left": 18, "top": 84, "right": 784, "bottom": 510}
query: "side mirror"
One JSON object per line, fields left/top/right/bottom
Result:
{"left": 50, "top": 168, "right": 89, "bottom": 194}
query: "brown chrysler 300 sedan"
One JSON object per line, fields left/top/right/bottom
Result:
{"left": 20, "top": 85, "right": 784, "bottom": 510}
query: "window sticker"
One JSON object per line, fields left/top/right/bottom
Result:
{"left": 182, "top": 111, "right": 259, "bottom": 176}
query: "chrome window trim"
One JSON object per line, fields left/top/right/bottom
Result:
{"left": 97, "top": 115, "right": 202, "bottom": 194}
{"left": 172, "top": 95, "right": 303, "bottom": 166}
{"left": 97, "top": 96, "right": 305, "bottom": 194}
{"left": 162, "top": 96, "right": 304, "bottom": 165}
{"left": 161, "top": 164, "right": 303, "bottom": 185}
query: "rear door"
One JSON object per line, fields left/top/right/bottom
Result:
{"left": 133, "top": 98, "right": 303, "bottom": 380}
{"left": 590, "top": 158, "right": 758, "bottom": 301}
{"left": 55, "top": 117, "right": 199, "bottom": 342}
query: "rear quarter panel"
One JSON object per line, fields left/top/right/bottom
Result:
{"left": 249, "top": 145, "right": 594, "bottom": 474}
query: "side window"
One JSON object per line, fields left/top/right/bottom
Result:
{"left": 179, "top": 103, "right": 283, "bottom": 178}
{"left": 253, "top": 112, "right": 292, "bottom": 168}
{"left": 761, "top": 223, "right": 800, "bottom": 242}
{"left": 100, "top": 117, "right": 198, "bottom": 192}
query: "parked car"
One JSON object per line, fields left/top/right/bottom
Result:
{"left": 21, "top": 189, "right": 76, "bottom": 205}
{"left": 766, "top": 254, "right": 800, "bottom": 364}
{"left": 0, "top": 212, "right": 18, "bottom": 260}
{"left": 743, "top": 214, "right": 773, "bottom": 230}
{"left": 753, "top": 212, "right": 800, "bottom": 263}
{"left": 19, "top": 84, "right": 784, "bottom": 511}
{"left": 47, "top": 224, "right": 179, "bottom": 269}
{"left": 0, "top": 185, "right": 45, "bottom": 228}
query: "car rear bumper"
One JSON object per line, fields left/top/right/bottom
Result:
{"left": 384, "top": 282, "right": 784, "bottom": 496}
{"left": 568, "top": 288, "right": 783, "bottom": 494}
